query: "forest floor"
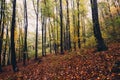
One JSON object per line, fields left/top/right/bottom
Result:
{"left": 0, "top": 43, "right": 120, "bottom": 80}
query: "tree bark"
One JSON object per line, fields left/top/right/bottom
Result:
{"left": 0, "top": 0, "right": 5, "bottom": 72}
{"left": 11, "top": 0, "right": 18, "bottom": 72}
{"left": 41, "top": 15, "right": 45, "bottom": 56}
{"left": 59, "top": 0, "right": 64, "bottom": 54}
{"left": 2, "top": 25, "right": 9, "bottom": 66}
{"left": 90, "top": 0, "right": 107, "bottom": 51}
{"left": 66, "top": 0, "right": 71, "bottom": 51}
{"left": 72, "top": 0, "right": 76, "bottom": 51}
{"left": 77, "top": 0, "right": 81, "bottom": 49}
{"left": 32, "top": 0, "right": 39, "bottom": 60}
{"left": 23, "top": 0, "right": 28, "bottom": 65}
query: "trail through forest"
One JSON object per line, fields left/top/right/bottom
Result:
{"left": 0, "top": 43, "right": 120, "bottom": 80}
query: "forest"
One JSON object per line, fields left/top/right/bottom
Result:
{"left": 0, "top": 0, "right": 120, "bottom": 79}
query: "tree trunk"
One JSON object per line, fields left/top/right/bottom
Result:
{"left": 23, "top": 0, "right": 28, "bottom": 65}
{"left": 48, "top": 19, "right": 52, "bottom": 53}
{"left": 0, "top": 23, "right": 4, "bottom": 72}
{"left": 59, "top": 0, "right": 64, "bottom": 54}
{"left": 0, "top": 0, "right": 5, "bottom": 72}
{"left": 49, "top": 18, "right": 56, "bottom": 54}
{"left": 2, "top": 25, "right": 9, "bottom": 66}
{"left": 7, "top": 33, "right": 11, "bottom": 65}
{"left": 18, "top": 20, "right": 21, "bottom": 62}
{"left": 44, "top": 18, "right": 46, "bottom": 56}
{"left": 0, "top": 0, "right": 3, "bottom": 33}
{"left": 77, "top": 0, "right": 81, "bottom": 49}
{"left": 72, "top": 0, "right": 76, "bottom": 51}
{"left": 90, "top": 0, "right": 107, "bottom": 51}
{"left": 33, "top": 0, "right": 39, "bottom": 60}
{"left": 11, "top": 0, "right": 18, "bottom": 72}
{"left": 42, "top": 18, "right": 44, "bottom": 56}
{"left": 66, "top": 0, "right": 71, "bottom": 51}
{"left": 55, "top": 0, "right": 59, "bottom": 53}
{"left": 81, "top": 16, "right": 86, "bottom": 47}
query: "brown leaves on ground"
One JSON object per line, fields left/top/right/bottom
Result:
{"left": 0, "top": 43, "right": 120, "bottom": 80}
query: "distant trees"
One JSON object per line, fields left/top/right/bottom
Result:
{"left": 98, "top": 0, "right": 120, "bottom": 41}
{"left": 2, "top": 25, "right": 8, "bottom": 66}
{"left": 0, "top": 0, "right": 120, "bottom": 73}
{"left": 90, "top": 0, "right": 107, "bottom": 51}
{"left": 41, "top": 0, "right": 48, "bottom": 56}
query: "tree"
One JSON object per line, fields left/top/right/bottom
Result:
{"left": 32, "top": 0, "right": 40, "bottom": 60}
{"left": 0, "top": 0, "right": 5, "bottom": 72}
{"left": 11, "top": 0, "right": 18, "bottom": 72}
{"left": 23, "top": 0, "right": 28, "bottom": 65}
{"left": 90, "top": 0, "right": 107, "bottom": 51}
{"left": 59, "top": 0, "right": 64, "bottom": 54}
{"left": 41, "top": 0, "right": 48, "bottom": 56}
{"left": 77, "top": 0, "right": 81, "bottom": 49}
{"left": 55, "top": 0, "right": 59, "bottom": 53}
{"left": 72, "top": 0, "right": 77, "bottom": 50}
{"left": 2, "top": 24, "right": 8, "bottom": 66}
{"left": 66, "top": 0, "right": 71, "bottom": 51}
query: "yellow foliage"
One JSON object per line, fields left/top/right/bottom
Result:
{"left": 73, "top": 36, "right": 78, "bottom": 43}
{"left": 86, "top": 36, "right": 96, "bottom": 48}
{"left": 110, "top": 6, "right": 118, "bottom": 15}
{"left": 102, "top": 32, "right": 108, "bottom": 39}
{"left": 14, "top": 28, "right": 19, "bottom": 41}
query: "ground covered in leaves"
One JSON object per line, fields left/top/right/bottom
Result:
{"left": 0, "top": 43, "right": 120, "bottom": 80}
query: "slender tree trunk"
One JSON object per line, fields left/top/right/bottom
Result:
{"left": 7, "top": 27, "right": 11, "bottom": 65}
{"left": 0, "top": 0, "right": 3, "bottom": 32}
{"left": 77, "top": 0, "right": 81, "bottom": 49}
{"left": 35, "top": 13, "right": 38, "bottom": 60}
{"left": 23, "top": 0, "right": 28, "bottom": 65}
{"left": 33, "top": 0, "right": 39, "bottom": 60}
{"left": 0, "top": 0, "right": 6, "bottom": 71}
{"left": 48, "top": 19, "right": 52, "bottom": 53}
{"left": 72, "top": 0, "right": 76, "bottom": 51}
{"left": 49, "top": 18, "right": 56, "bottom": 54}
{"left": 81, "top": 16, "right": 86, "bottom": 47}
{"left": 18, "top": 20, "right": 21, "bottom": 62}
{"left": 42, "top": 16, "right": 45, "bottom": 56}
{"left": 18, "top": 20, "right": 23, "bottom": 62}
{"left": 44, "top": 18, "right": 46, "bottom": 56}
{"left": 63, "top": 25, "right": 66, "bottom": 50}
{"left": 53, "top": 18, "right": 57, "bottom": 54}
{"left": 0, "top": 22, "right": 4, "bottom": 72}
{"left": 59, "top": 0, "right": 64, "bottom": 54}
{"left": 2, "top": 25, "right": 9, "bottom": 66}
{"left": 7, "top": 42, "right": 11, "bottom": 65}
{"left": 41, "top": 0, "right": 47, "bottom": 56}
{"left": 18, "top": 30, "right": 21, "bottom": 62}
{"left": 11, "top": 0, "right": 18, "bottom": 72}
{"left": 90, "top": 0, "right": 107, "bottom": 51}
{"left": 66, "top": 0, "right": 71, "bottom": 51}
{"left": 55, "top": 0, "right": 59, "bottom": 53}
